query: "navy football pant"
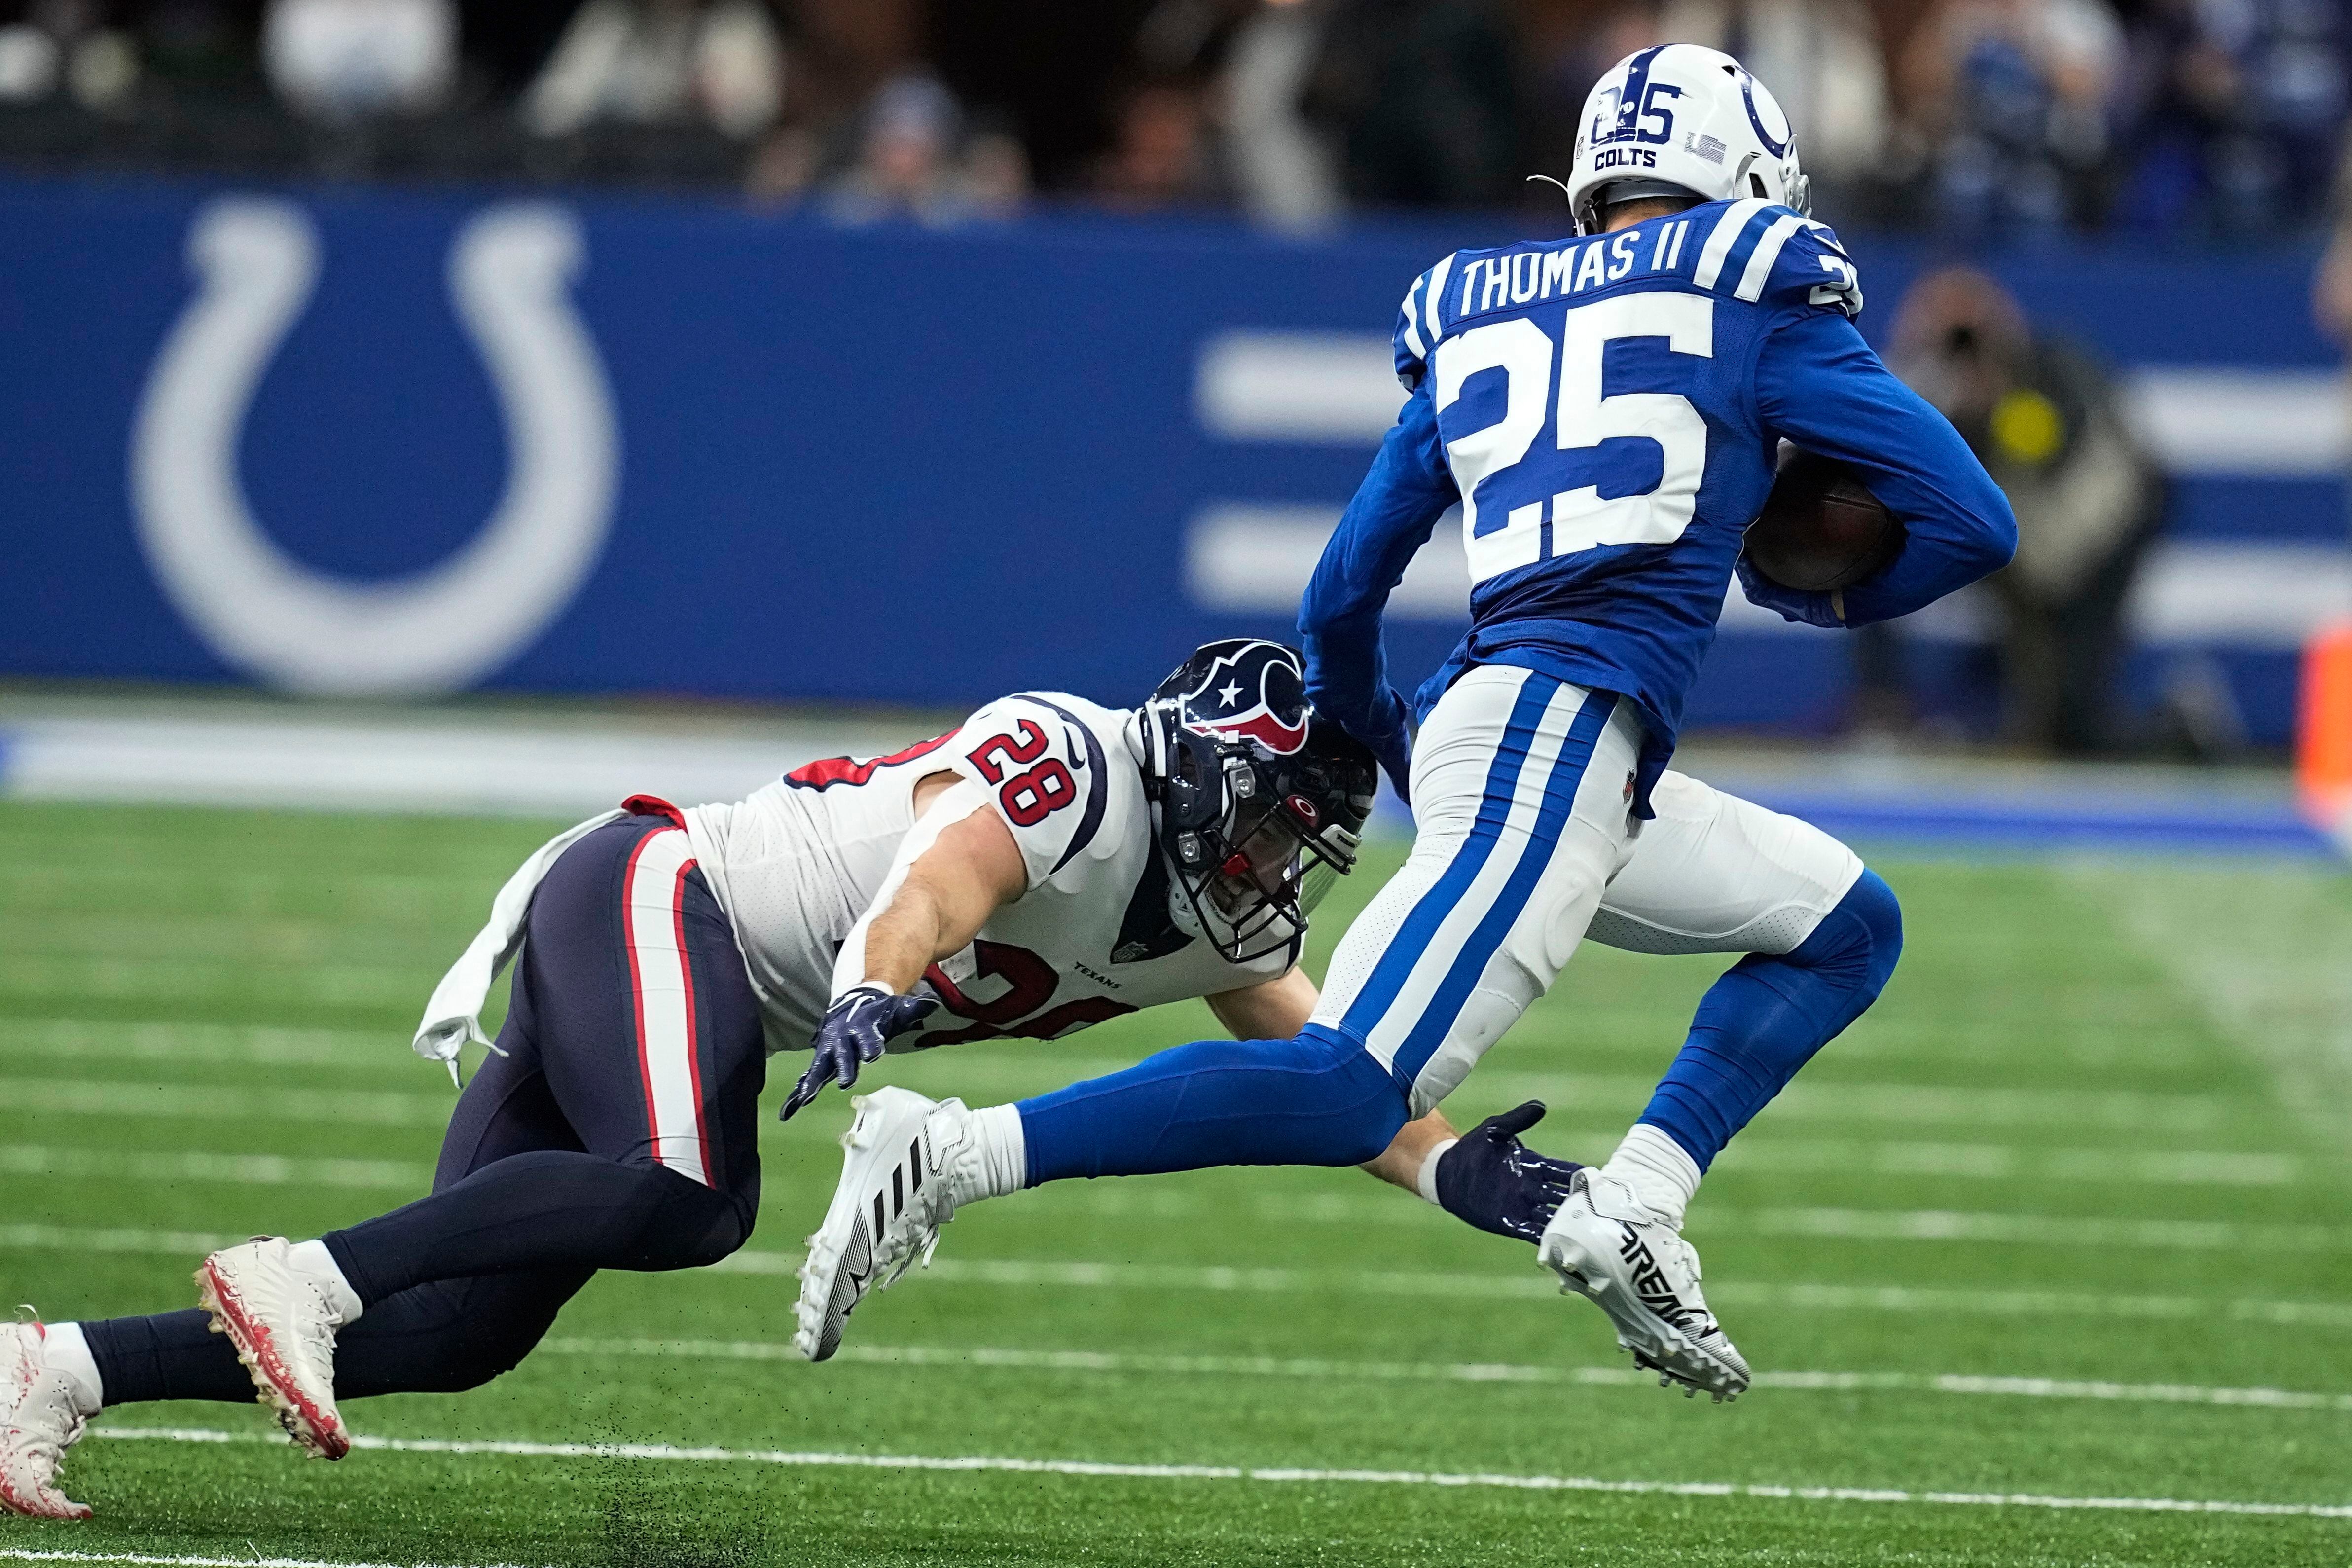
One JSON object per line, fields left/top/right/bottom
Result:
{"left": 82, "top": 814, "right": 767, "bottom": 1406}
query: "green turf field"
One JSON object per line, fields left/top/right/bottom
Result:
{"left": 0, "top": 800, "right": 2347, "bottom": 1567}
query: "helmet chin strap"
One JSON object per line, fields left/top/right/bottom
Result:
{"left": 1123, "top": 705, "right": 1159, "bottom": 792}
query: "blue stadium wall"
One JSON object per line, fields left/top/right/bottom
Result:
{"left": 0, "top": 174, "right": 2341, "bottom": 741}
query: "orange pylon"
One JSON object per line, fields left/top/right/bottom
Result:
{"left": 2299, "top": 621, "right": 2352, "bottom": 830}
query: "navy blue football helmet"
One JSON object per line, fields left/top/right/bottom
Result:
{"left": 1137, "top": 639, "right": 1378, "bottom": 963}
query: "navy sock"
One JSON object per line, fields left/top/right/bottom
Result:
{"left": 1637, "top": 869, "right": 1904, "bottom": 1169}
{"left": 81, "top": 1270, "right": 592, "bottom": 1407}
{"left": 1018, "top": 1027, "right": 1409, "bottom": 1184}
{"left": 82, "top": 1310, "right": 251, "bottom": 1406}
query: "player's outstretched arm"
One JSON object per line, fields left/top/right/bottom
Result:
{"left": 1298, "top": 379, "right": 1457, "bottom": 803}
{"left": 1204, "top": 966, "right": 1321, "bottom": 1043}
{"left": 1748, "top": 309, "right": 2018, "bottom": 628}
{"left": 781, "top": 780, "right": 1028, "bottom": 1119}
{"left": 1206, "top": 970, "right": 1450, "bottom": 1186}
{"left": 1204, "top": 972, "right": 1578, "bottom": 1237}
{"left": 844, "top": 786, "right": 1028, "bottom": 995}
{"left": 1360, "top": 1105, "right": 1459, "bottom": 1192}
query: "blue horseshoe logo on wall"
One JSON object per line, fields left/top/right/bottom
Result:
{"left": 130, "top": 197, "right": 620, "bottom": 696}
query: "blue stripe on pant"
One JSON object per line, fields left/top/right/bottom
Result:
{"left": 1018, "top": 675, "right": 1618, "bottom": 1184}
{"left": 1365, "top": 684, "right": 1618, "bottom": 1093}
{"left": 1334, "top": 672, "right": 1558, "bottom": 1050}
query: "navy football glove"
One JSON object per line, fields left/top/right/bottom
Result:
{"left": 1433, "top": 1100, "right": 1585, "bottom": 1244}
{"left": 780, "top": 985, "right": 939, "bottom": 1121}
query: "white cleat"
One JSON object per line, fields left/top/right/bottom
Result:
{"left": 1538, "top": 1170, "right": 1752, "bottom": 1402}
{"left": 794, "top": 1087, "right": 975, "bottom": 1362}
{"left": 196, "top": 1238, "right": 351, "bottom": 1459}
{"left": 0, "top": 1314, "right": 92, "bottom": 1520}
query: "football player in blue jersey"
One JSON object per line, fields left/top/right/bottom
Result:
{"left": 798, "top": 45, "right": 2017, "bottom": 1400}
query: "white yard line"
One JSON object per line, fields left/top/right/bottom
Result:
{"left": 0, "top": 1145, "right": 2331, "bottom": 1247}
{"left": 1466, "top": 1073, "right": 2247, "bottom": 1135}
{"left": 1703, "top": 1205, "right": 2352, "bottom": 1252}
{"left": 0, "top": 1146, "right": 427, "bottom": 1190}
{"left": 0, "top": 1225, "right": 247, "bottom": 1256}
{"left": 914, "top": 1063, "right": 2256, "bottom": 1135}
{"left": 0, "top": 1018, "right": 401, "bottom": 1069}
{"left": 1713, "top": 1140, "right": 2304, "bottom": 1187}
{"left": 78, "top": 1426, "right": 2352, "bottom": 1520}
{"left": 1103, "top": 1190, "right": 2351, "bottom": 1249}
{"left": 0, "top": 1108, "right": 2310, "bottom": 1192}
{"left": 540, "top": 1336, "right": 2352, "bottom": 1412}
{"left": 3, "top": 1057, "right": 2280, "bottom": 1143}
{"left": 10, "top": 1225, "right": 2349, "bottom": 1326}
{"left": 2067, "top": 863, "right": 2352, "bottom": 1161}
{"left": 0, "top": 1552, "right": 541, "bottom": 1568}
{"left": 0, "top": 1079, "right": 449, "bottom": 1127}
{"left": 817, "top": 1255, "right": 2352, "bottom": 1328}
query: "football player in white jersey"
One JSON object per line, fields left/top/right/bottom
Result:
{"left": 0, "top": 639, "right": 1574, "bottom": 1520}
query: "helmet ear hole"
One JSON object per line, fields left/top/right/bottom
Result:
{"left": 1749, "top": 170, "right": 1769, "bottom": 198}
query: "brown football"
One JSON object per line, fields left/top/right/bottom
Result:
{"left": 1743, "top": 448, "right": 1904, "bottom": 593}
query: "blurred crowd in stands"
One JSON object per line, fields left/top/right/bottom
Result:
{"left": 0, "top": 0, "right": 2347, "bottom": 238}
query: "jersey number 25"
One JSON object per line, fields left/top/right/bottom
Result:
{"left": 1436, "top": 292, "right": 1713, "bottom": 586}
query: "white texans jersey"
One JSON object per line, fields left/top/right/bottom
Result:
{"left": 683, "top": 693, "right": 1300, "bottom": 1057}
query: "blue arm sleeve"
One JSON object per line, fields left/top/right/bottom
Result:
{"left": 1746, "top": 309, "right": 2017, "bottom": 628}
{"left": 1299, "top": 379, "right": 1457, "bottom": 798}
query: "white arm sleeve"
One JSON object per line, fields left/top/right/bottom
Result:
{"left": 828, "top": 776, "right": 995, "bottom": 1002}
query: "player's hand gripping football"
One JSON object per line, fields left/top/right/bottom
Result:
{"left": 781, "top": 985, "right": 939, "bottom": 1121}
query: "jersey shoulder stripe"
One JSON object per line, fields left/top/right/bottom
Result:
{"left": 1424, "top": 254, "right": 1454, "bottom": 347}
{"left": 1690, "top": 197, "right": 1772, "bottom": 291}
{"left": 1013, "top": 693, "right": 1111, "bottom": 875}
{"left": 1686, "top": 199, "right": 1863, "bottom": 318}
{"left": 1730, "top": 211, "right": 1808, "bottom": 301}
{"left": 783, "top": 731, "right": 952, "bottom": 791}
{"left": 948, "top": 692, "right": 1119, "bottom": 890}
{"left": 1392, "top": 251, "right": 1460, "bottom": 390}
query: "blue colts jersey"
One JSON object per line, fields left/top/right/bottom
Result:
{"left": 1300, "top": 199, "right": 2015, "bottom": 809}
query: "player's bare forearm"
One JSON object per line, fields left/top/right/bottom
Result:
{"left": 855, "top": 802, "right": 1028, "bottom": 995}
{"left": 1206, "top": 967, "right": 1320, "bottom": 1040}
{"left": 1363, "top": 1110, "right": 1459, "bottom": 1191}
{"left": 855, "top": 880, "right": 958, "bottom": 995}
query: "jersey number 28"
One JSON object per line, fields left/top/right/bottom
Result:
{"left": 1435, "top": 292, "right": 1713, "bottom": 586}
{"left": 967, "top": 720, "right": 1078, "bottom": 827}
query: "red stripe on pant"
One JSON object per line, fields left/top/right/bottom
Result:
{"left": 619, "top": 825, "right": 710, "bottom": 1186}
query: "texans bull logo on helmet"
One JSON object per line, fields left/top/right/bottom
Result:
{"left": 1173, "top": 643, "right": 1310, "bottom": 756}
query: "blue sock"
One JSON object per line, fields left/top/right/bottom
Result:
{"left": 1636, "top": 869, "right": 1903, "bottom": 1171}
{"left": 1017, "top": 1026, "right": 1409, "bottom": 1185}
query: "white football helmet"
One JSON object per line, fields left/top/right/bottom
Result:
{"left": 1562, "top": 44, "right": 1811, "bottom": 236}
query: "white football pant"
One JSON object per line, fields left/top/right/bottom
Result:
{"left": 1309, "top": 663, "right": 1862, "bottom": 1117}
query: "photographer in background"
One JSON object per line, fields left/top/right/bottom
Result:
{"left": 1882, "top": 266, "right": 2165, "bottom": 753}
